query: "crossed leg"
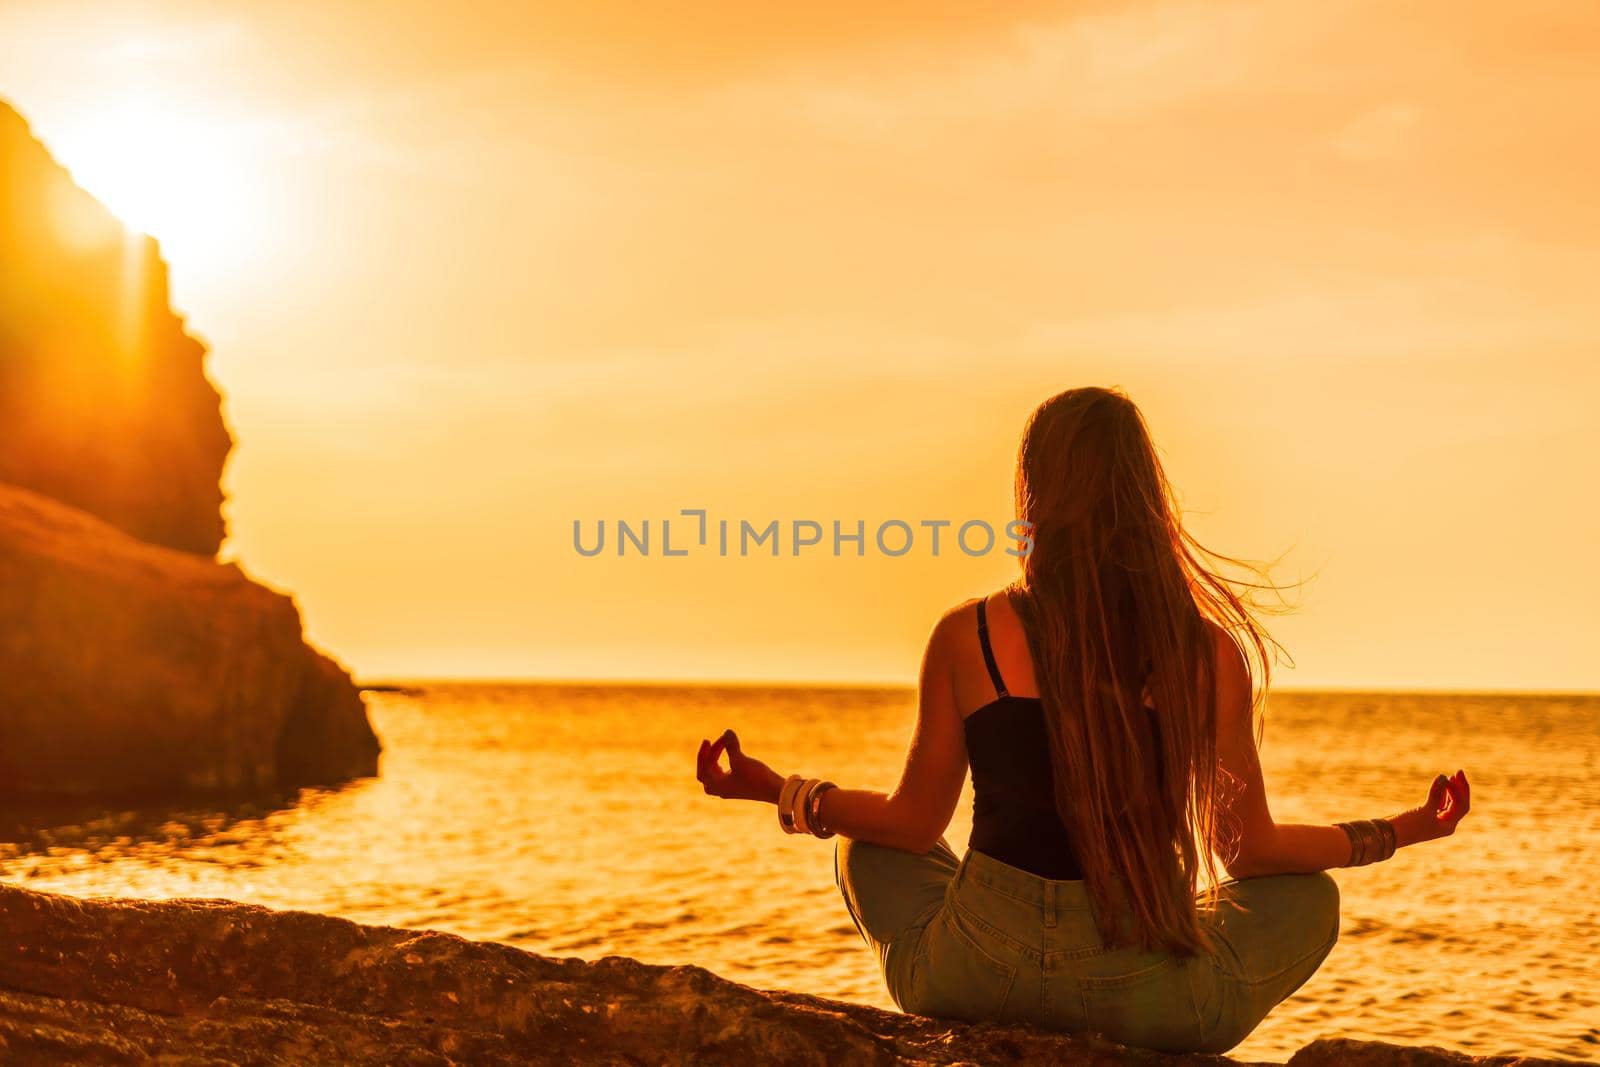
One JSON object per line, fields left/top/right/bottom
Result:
{"left": 834, "top": 836, "right": 961, "bottom": 1009}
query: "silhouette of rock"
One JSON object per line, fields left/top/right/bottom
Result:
{"left": 0, "top": 100, "right": 228, "bottom": 556}
{"left": 0, "top": 884, "right": 1573, "bottom": 1066}
{"left": 0, "top": 99, "right": 377, "bottom": 796}
{"left": 0, "top": 483, "right": 378, "bottom": 795}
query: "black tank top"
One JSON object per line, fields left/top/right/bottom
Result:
{"left": 963, "top": 599, "right": 1082, "bottom": 880}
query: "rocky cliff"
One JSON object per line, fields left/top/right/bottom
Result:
{"left": 0, "top": 483, "right": 378, "bottom": 793}
{"left": 0, "top": 99, "right": 378, "bottom": 795}
{"left": 0, "top": 102, "right": 228, "bottom": 557}
{"left": 0, "top": 883, "right": 1574, "bottom": 1066}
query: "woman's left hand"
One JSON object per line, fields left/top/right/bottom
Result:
{"left": 696, "top": 728, "right": 784, "bottom": 804}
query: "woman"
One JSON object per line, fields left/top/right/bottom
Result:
{"left": 694, "top": 386, "right": 1470, "bottom": 1054}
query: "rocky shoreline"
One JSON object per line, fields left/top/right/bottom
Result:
{"left": 0, "top": 883, "right": 1575, "bottom": 1066}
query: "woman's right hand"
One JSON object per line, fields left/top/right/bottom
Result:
{"left": 1391, "top": 769, "right": 1471, "bottom": 847}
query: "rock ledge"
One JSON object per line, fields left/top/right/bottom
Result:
{"left": 0, "top": 884, "right": 1574, "bottom": 1066}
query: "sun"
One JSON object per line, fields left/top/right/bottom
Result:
{"left": 44, "top": 98, "right": 258, "bottom": 265}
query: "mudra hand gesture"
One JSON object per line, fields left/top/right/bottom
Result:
{"left": 696, "top": 728, "right": 783, "bottom": 804}
{"left": 1391, "top": 769, "right": 1471, "bottom": 846}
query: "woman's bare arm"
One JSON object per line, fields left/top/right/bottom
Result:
{"left": 695, "top": 609, "right": 970, "bottom": 854}
{"left": 811, "top": 611, "right": 968, "bottom": 852}
{"left": 1211, "top": 624, "right": 1470, "bottom": 878}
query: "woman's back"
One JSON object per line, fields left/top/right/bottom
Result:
{"left": 961, "top": 593, "right": 1081, "bottom": 880}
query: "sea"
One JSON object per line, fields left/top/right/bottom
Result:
{"left": 2, "top": 684, "right": 1596, "bottom": 1063}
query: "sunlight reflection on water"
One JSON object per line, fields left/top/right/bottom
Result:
{"left": 2, "top": 685, "right": 1596, "bottom": 1062}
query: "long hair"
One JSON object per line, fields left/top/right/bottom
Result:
{"left": 1009, "top": 386, "right": 1289, "bottom": 954}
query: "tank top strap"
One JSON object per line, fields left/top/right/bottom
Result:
{"left": 975, "top": 599, "right": 1010, "bottom": 699}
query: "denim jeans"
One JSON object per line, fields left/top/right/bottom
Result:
{"left": 834, "top": 837, "right": 1340, "bottom": 1054}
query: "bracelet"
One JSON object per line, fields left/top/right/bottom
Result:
{"left": 1337, "top": 821, "right": 1362, "bottom": 865}
{"left": 776, "top": 777, "right": 838, "bottom": 839}
{"left": 1337, "top": 820, "right": 1370, "bottom": 865}
{"left": 1337, "top": 818, "right": 1398, "bottom": 866}
{"left": 1376, "top": 816, "right": 1396, "bottom": 860}
{"left": 777, "top": 775, "right": 805, "bottom": 835}
{"left": 807, "top": 782, "right": 837, "bottom": 839}
{"left": 793, "top": 778, "right": 819, "bottom": 835}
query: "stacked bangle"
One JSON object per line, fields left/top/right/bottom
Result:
{"left": 794, "top": 778, "right": 815, "bottom": 834}
{"left": 807, "top": 781, "right": 837, "bottom": 839}
{"left": 1337, "top": 817, "right": 1397, "bottom": 866}
{"left": 776, "top": 776, "right": 837, "bottom": 839}
{"left": 777, "top": 775, "right": 805, "bottom": 835}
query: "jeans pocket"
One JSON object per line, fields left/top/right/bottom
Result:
{"left": 905, "top": 907, "right": 1018, "bottom": 1024}
{"left": 1078, "top": 954, "right": 1205, "bottom": 1054}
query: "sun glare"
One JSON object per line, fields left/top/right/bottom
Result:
{"left": 44, "top": 99, "right": 256, "bottom": 266}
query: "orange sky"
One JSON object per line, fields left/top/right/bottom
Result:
{"left": 4, "top": 1, "right": 1597, "bottom": 688}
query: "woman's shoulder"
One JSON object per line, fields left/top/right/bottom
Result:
{"left": 924, "top": 589, "right": 1018, "bottom": 661}
{"left": 1199, "top": 618, "right": 1248, "bottom": 674}
{"left": 1197, "top": 618, "right": 1252, "bottom": 718}
{"left": 929, "top": 590, "right": 1004, "bottom": 636}
{"left": 923, "top": 598, "right": 976, "bottom": 658}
